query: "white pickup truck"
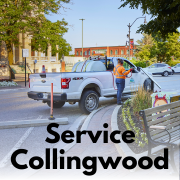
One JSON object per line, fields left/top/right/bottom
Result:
{"left": 28, "top": 57, "right": 161, "bottom": 114}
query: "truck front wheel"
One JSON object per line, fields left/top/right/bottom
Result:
{"left": 47, "top": 101, "right": 65, "bottom": 108}
{"left": 144, "top": 78, "right": 152, "bottom": 91}
{"left": 79, "top": 90, "right": 99, "bottom": 114}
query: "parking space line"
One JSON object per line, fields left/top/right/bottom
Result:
{"left": 0, "top": 115, "right": 42, "bottom": 168}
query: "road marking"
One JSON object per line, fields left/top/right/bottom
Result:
{"left": 0, "top": 115, "right": 42, "bottom": 168}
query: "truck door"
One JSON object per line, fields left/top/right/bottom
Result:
{"left": 123, "top": 60, "right": 140, "bottom": 93}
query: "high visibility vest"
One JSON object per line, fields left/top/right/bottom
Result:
{"left": 114, "top": 65, "right": 127, "bottom": 78}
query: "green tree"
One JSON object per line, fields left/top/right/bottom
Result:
{"left": 153, "top": 32, "right": 180, "bottom": 62}
{"left": 51, "top": 37, "right": 72, "bottom": 59}
{"left": 135, "top": 33, "right": 156, "bottom": 61}
{"left": 0, "top": 0, "right": 71, "bottom": 64}
{"left": 136, "top": 33, "right": 154, "bottom": 52}
{"left": 135, "top": 32, "right": 180, "bottom": 62}
{"left": 119, "top": 0, "right": 180, "bottom": 38}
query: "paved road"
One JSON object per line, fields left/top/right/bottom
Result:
{"left": 153, "top": 74, "right": 180, "bottom": 91}
{"left": 0, "top": 85, "right": 116, "bottom": 172}
{"left": 0, "top": 74, "right": 179, "bottom": 179}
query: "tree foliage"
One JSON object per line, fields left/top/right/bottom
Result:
{"left": 0, "top": 0, "right": 71, "bottom": 60}
{"left": 119, "top": 0, "right": 180, "bottom": 38}
{"left": 135, "top": 32, "right": 180, "bottom": 62}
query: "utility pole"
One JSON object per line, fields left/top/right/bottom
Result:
{"left": 127, "top": 16, "right": 146, "bottom": 60}
{"left": 79, "top": 19, "right": 85, "bottom": 58}
{"left": 128, "top": 23, "right": 131, "bottom": 60}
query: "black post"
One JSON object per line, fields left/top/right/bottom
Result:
{"left": 25, "top": 57, "right": 26, "bottom": 87}
{"left": 105, "top": 55, "right": 107, "bottom": 69}
{"left": 34, "top": 62, "right": 35, "bottom": 73}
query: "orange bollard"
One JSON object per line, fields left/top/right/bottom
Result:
{"left": 49, "top": 83, "right": 55, "bottom": 120}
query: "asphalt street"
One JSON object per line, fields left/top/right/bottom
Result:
{"left": 0, "top": 74, "right": 180, "bottom": 178}
{"left": 0, "top": 85, "right": 116, "bottom": 175}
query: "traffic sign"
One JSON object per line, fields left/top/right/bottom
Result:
{"left": 22, "top": 49, "right": 29, "bottom": 57}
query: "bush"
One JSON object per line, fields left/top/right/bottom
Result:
{"left": 131, "top": 86, "right": 152, "bottom": 116}
{"left": 130, "top": 60, "right": 151, "bottom": 68}
{"left": 167, "top": 60, "right": 180, "bottom": 67}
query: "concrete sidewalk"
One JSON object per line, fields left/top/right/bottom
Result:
{"left": 33, "top": 105, "right": 179, "bottom": 180}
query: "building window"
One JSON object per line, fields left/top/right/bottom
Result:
{"left": 110, "top": 50, "right": 113, "bottom": 55}
{"left": 76, "top": 51, "right": 78, "bottom": 55}
{"left": 85, "top": 51, "right": 87, "bottom": 55}
{"left": 80, "top": 51, "right": 82, "bottom": 55}
{"left": 121, "top": 50, "right": 124, "bottom": 55}
{"left": 88, "top": 51, "right": 90, "bottom": 55}
{"left": 115, "top": 50, "right": 118, "bottom": 55}
{"left": 127, "top": 50, "right": 129, "bottom": 54}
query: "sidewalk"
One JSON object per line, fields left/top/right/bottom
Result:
{"left": 33, "top": 105, "right": 179, "bottom": 180}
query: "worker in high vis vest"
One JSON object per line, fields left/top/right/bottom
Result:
{"left": 113, "top": 58, "right": 134, "bottom": 105}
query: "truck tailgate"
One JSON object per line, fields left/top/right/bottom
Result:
{"left": 29, "top": 73, "right": 62, "bottom": 93}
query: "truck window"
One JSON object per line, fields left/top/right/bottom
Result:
{"left": 107, "top": 59, "right": 114, "bottom": 71}
{"left": 123, "top": 61, "right": 133, "bottom": 70}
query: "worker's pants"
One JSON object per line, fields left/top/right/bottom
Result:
{"left": 116, "top": 78, "right": 125, "bottom": 104}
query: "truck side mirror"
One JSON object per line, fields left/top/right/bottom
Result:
{"left": 137, "top": 67, "right": 140, "bottom": 71}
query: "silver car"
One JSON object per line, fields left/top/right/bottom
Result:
{"left": 143, "top": 63, "right": 173, "bottom": 77}
{"left": 171, "top": 63, "right": 180, "bottom": 74}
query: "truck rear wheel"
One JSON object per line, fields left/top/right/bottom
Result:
{"left": 79, "top": 90, "right": 99, "bottom": 114}
{"left": 47, "top": 101, "right": 65, "bottom": 108}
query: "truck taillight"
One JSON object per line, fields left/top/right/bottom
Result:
{"left": 168, "top": 67, "right": 171, "bottom": 69}
{"left": 61, "top": 78, "right": 71, "bottom": 89}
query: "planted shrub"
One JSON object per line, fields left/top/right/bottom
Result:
{"left": 131, "top": 86, "right": 152, "bottom": 117}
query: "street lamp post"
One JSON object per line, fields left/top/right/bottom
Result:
{"left": 79, "top": 19, "right": 85, "bottom": 58}
{"left": 127, "top": 16, "right": 146, "bottom": 60}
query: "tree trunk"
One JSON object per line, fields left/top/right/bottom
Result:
{"left": 6, "top": 41, "right": 13, "bottom": 65}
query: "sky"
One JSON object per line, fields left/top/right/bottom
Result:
{"left": 46, "top": 0, "right": 151, "bottom": 55}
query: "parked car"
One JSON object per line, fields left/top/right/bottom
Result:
{"left": 143, "top": 63, "right": 172, "bottom": 76}
{"left": 28, "top": 57, "right": 161, "bottom": 114}
{"left": 171, "top": 63, "right": 180, "bottom": 74}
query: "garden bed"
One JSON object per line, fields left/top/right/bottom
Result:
{"left": 117, "top": 105, "right": 148, "bottom": 154}
{"left": 0, "top": 81, "right": 18, "bottom": 86}
{"left": 117, "top": 87, "right": 155, "bottom": 154}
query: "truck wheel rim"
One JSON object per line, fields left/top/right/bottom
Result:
{"left": 85, "top": 94, "right": 97, "bottom": 111}
{"left": 147, "top": 84, "right": 150, "bottom": 91}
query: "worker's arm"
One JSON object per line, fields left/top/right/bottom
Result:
{"left": 121, "top": 67, "right": 131, "bottom": 75}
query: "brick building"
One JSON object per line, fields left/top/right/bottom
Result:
{"left": 75, "top": 45, "right": 136, "bottom": 59}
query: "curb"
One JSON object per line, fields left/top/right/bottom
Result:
{"left": 111, "top": 105, "right": 169, "bottom": 160}
{"left": 0, "top": 118, "right": 68, "bottom": 129}
{"left": 80, "top": 105, "right": 107, "bottom": 131}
